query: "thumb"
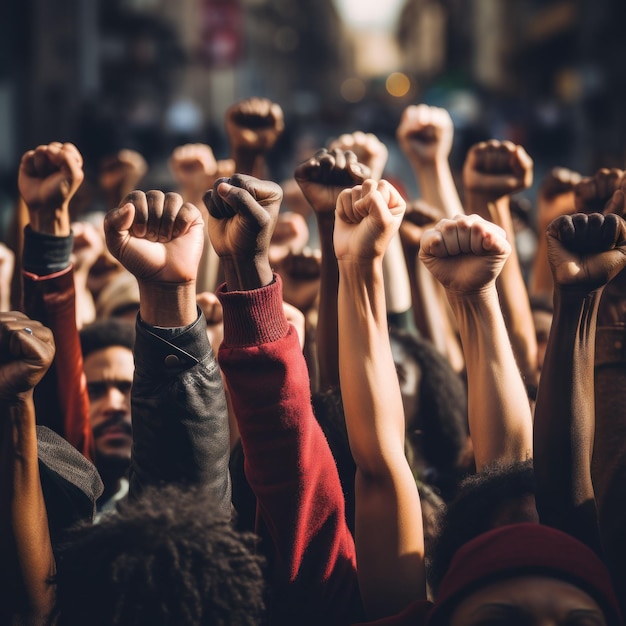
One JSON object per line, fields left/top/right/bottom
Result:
{"left": 104, "top": 203, "right": 135, "bottom": 256}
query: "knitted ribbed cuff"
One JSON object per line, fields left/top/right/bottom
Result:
{"left": 217, "top": 274, "right": 289, "bottom": 347}
{"left": 23, "top": 225, "right": 73, "bottom": 275}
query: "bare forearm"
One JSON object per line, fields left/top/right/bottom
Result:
{"left": 414, "top": 158, "right": 464, "bottom": 218}
{"left": 316, "top": 216, "right": 340, "bottom": 389}
{"left": 447, "top": 287, "right": 532, "bottom": 469}
{"left": 534, "top": 288, "right": 602, "bottom": 553}
{"left": 0, "top": 395, "right": 56, "bottom": 625}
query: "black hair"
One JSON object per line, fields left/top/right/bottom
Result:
{"left": 427, "top": 459, "right": 536, "bottom": 596}
{"left": 79, "top": 318, "right": 135, "bottom": 359}
{"left": 52, "top": 484, "right": 266, "bottom": 626}
{"left": 389, "top": 327, "right": 469, "bottom": 500}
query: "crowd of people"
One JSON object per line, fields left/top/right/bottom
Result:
{"left": 1, "top": 95, "right": 626, "bottom": 625}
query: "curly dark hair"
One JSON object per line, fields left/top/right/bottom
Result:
{"left": 389, "top": 327, "right": 469, "bottom": 500}
{"left": 427, "top": 459, "right": 536, "bottom": 596}
{"left": 51, "top": 484, "right": 266, "bottom": 626}
{"left": 79, "top": 318, "right": 135, "bottom": 358}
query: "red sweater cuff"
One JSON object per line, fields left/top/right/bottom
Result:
{"left": 22, "top": 264, "right": 73, "bottom": 282}
{"left": 217, "top": 274, "right": 289, "bottom": 347}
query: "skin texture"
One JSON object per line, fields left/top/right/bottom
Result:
{"left": 534, "top": 213, "right": 626, "bottom": 558}
{"left": 463, "top": 139, "right": 538, "bottom": 390}
{"left": 0, "top": 312, "right": 56, "bottom": 625}
{"left": 397, "top": 104, "right": 465, "bottom": 372}
{"left": 420, "top": 214, "right": 533, "bottom": 470}
{"left": 294, "top": 148, "right": 369, "bottom": 390}
{"left": 336, "top": 179, "right": 425, "bottom": 619}
{"left": 449, "top": 576, "right": 606, "bottom": 626}
{"left": 83, "top": 345, "right": 134, "bottom": 490}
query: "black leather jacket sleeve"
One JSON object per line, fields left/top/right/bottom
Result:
{"left": 129, "top": 311, "right": 231, "bottom": 517}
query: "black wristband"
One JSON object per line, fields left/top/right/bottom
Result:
{"left": 23, "top": 225, "right": 73, "bottom": 275}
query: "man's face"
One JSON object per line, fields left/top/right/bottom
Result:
{"left": 83, "top": 345, "right": 134, "bottom": 470}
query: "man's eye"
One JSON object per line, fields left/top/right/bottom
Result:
{"left": 87, "top": 383, "right": 107, "bottom": 399}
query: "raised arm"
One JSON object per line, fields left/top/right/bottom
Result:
{"left": 530, "top": 167, "right": 581, "bottom": 298}
{"left": 420, "top": 215, "right": 532, "bottom": 469}
{"left": 0, "top": 312, "right": 56, "bottom": 626}
{"left": 335, "top": 179, "right": 425, "bottom": 619}
{"left": 18, "top": 142, "right": 93, "bottom": 459}
{"left": 294, "top": 148, "right": 369, "bottom": 390}
{"left": 534, "top": 212, "right": 626, "bottom": 556}
{"left": 463, "top": 140, "right": 538, "bottom": 392}
{"left": 225, "top": 98, "right": 284, "bottom": 178}
{"left": 205, "top": 174, "right": 361, "bottom": 622}
{"left": 104, "top": 190, "right": 231, "bottom": 512}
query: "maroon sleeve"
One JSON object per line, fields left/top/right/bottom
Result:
{"left": 22, "top": 266, "right": 94, "bottom": 461}
{"left": 217, "top": 276, "right": 361, "bottom": 624}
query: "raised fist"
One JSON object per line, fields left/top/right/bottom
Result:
{"left": 279, "top": 248, "right": 321, "bottom": 313}
{"left": 18, "top": 142, "right": 84, "bottom": 233}
{"left": 0, "top": 312, "right": 55, "bottom": 399}
{"left": 419, "top": 214, "right": 511, "bottom": 293}
{"left": 546, "top": 212, "right": 626, "bottom": 291}
{"left": 225, "top": 98, "right": 284, "bottom": 153}
{"left": 463, "top": 140, "right": 533, "bottom": 200}
{"left": 295, "top": 148, "right": 370, "bottom": 215}
{"left": 397, "top": 104, "right": 454, "bottom": 164}
{"left": 169, "top": 143, "right": 218, "bottom": 199}
{"left": 204, "top": 174, "right": 282, "bottom": 261}
{"left": 399, "top": 199, "right": 444, "bottom": 252}
{"left": 104, "top": 190, "right": 205, "bottom": 285}
{"left": 70, "top": 221, "right": 105, "bottom": 276}
{"left": 269, "top": 211, "right": 309, "bottom": 267}
{"left": 334, "top": 179, "right": 406, "bottom": 261}
{"left": 575, "top": 168, "right": 624, "bottom": 215}
{"left": 99, "top": 149, "right": 147, "bottom": 202}
{"left": 328, "top": 132, "right": 388, "bottom": 180}
{"left": 537, "top": 167, "right": 581, "bottom": 232}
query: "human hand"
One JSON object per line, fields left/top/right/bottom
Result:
{"left": 399, "top": 199, "right": 444, "bottom": 253}
{"left": 169, "top": 143, "right": 218, "bottom": 200}
{"left": 295, "top": 148, "right": 370, "bottom": 215}
{"left": 70, "top": 221, "right": 105, "bottom": 276}
{"left": 537, "top": 167, "right": 581, "bottom": 232}
{"left": 18, "top": 142, "right": 84, "bottom": 235}
{"left": 0, "top": 243, "right": 15, "bottom": 312}
{"left": 0, "top": 312, "right": 55, "bottom": 399}
{"left": 99, "top": 149, "right": 147, "bottom": 203}
{"left": 463, "top": 140, "right": 533, "bottom": 201}
{"left": 328, "top": 132, "right": 388, "bottom": 180}
{"left": 546, "top": 212, "right": 626, "bottom": 292}
{"left": 225, "top": 97, "right": 285, "bottom": 154}
{"left": 419, "top": 214, "right": 511, "bottom": 293}
{"left": 204, "top": 174, "right": 282, "bottom": 289}
{"left": 334, "top": 179, "right": 406, "bottom": 261}
{"left": 282, "top": 300, "right": 306, "bottom": 350}
{"left": 396, "top": 104, "right": 454, "bottom": 165}
{"left": 279, "top": 248, "right": 321, "bottom": 312}
{"left": 269, "top": 211, "right": 309, "bottom": 267}
{"left": 574, "top": 168, "right": 623, "bottom": 215}
{"left": 104, "top": 190, "right": 205, "bottom": 285}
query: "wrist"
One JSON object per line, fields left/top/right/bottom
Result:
{"left": 138, "top": 280, "right": 198, "bottom": 326}
{"left": 221, "top": 255, "right": 273, "bottom": 291}
{"left": 446, "top": 283, "right": 499, "bottom": 308}
{"left": 28, "top": 204, "right": 71, "bottom": 236}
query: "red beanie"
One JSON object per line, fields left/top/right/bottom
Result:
{"left": 427, "top": 523, "right": 622, "bottom": 625}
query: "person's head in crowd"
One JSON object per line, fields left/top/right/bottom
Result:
{"left": 389, "top": 327, "right": 470, "bottom": 500}
{"left": 427, "top": 523, "right": 621, "bottom": 626}
{"left": 530, "top": 294, "right": 554, "bottom": 373}
{"left": 79, "top": 319, "right": 135, "bottom": 500}
{"left": 52, "top": 485, "right": 266, "bottom": 626}
{"left": 96, "top": 270, "right": 140, "bottom": 321}
{"left": 427, "top": 459, "right": 537, "bottom": 596}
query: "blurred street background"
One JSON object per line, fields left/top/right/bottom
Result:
{"left": 1, "top": 0, "right": 626, "bottom": 226}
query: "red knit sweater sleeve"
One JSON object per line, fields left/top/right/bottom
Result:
{"left": 217, "top": 276, "right": 362, "bottom": 624}
{"left": 22, "top": 266, "right": 94, "bottom": 461}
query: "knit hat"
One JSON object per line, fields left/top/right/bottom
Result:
{"left": 427, "top": 523, "right": 622, "bottom": 626}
